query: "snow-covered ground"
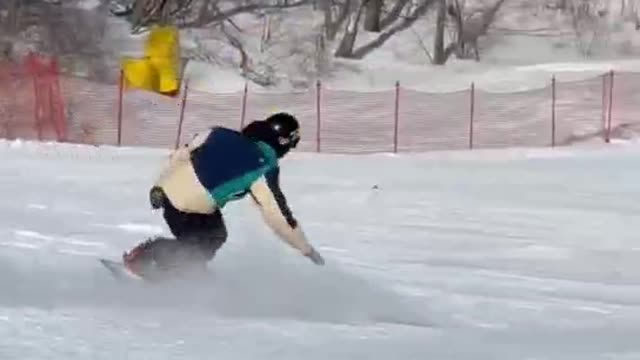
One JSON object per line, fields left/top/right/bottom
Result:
{"left": 1, "top": 139, "right": 640, "bottom": 359}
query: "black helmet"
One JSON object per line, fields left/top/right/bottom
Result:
{"left": 242, "top": 112, "right": 300, "bottom": 157}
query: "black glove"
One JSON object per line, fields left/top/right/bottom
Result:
{"left": 149, "top": 186, "right": 166, "bottom": 209}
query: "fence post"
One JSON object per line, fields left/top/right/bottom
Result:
{"left": 240, "top": 82, "right": 248, "bottom": 129}
{"left": 117, "top": 69, "right": 124, "bottom": 146}
{"left": 175, "top": 80, "right": 189, "bottom": 149}
{"left": 551, "top": 75, "right": 556, "bottom": 147}
{"left": 316, "top": 80, "right": 321, "bottom": 153}
{"left": 34, "top": 78, "right": 43, "bottom": 142}
{"left": 50, "top": 58, "right": 66, "bottom": 142}
{"left": 28, "top": 55, "right": 44, "bottom": 141}
{"left": 469, "top": 82, "right": 475, "bottom": 149}
{"left": 606, "top": 70, "right": 614, "bottom": 143}
{"left": 393, "top": 81, "right": 400, "bottom": 153}
{"left": 601, "top": 72, "right": 606, "bottom": 135}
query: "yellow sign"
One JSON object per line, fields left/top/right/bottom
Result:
{"left": 121, "top": 25, "right": 181, "bottom": 96}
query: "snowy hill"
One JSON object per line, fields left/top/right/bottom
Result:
{"left": 2, "top": 139, "right": 640, "bottom": 358}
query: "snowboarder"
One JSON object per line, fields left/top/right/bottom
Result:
{"left": 122, "top": 112, "right": 325, "bottom": 278}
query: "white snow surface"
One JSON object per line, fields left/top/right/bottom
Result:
{"left": 2, "top": 139, "right": 640, "bottom": 358}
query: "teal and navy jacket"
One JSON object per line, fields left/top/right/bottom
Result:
{"left": 191, "top": 127, "right": 277, "bottom": 207}
{"left": 190, "top": 127, "right": 297, "bottom": 227}
{"left": 155, "top": 126, "right": 300, "bottom": 232}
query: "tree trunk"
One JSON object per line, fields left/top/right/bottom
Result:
{"left": 350, "top": 0, "right": 435, "bottom": 59}
{"left": 558, "top": 0, "right": 568, "bottom": 10}
{"left": 433, "top": 0, "right": 446, "bottom": 64}
{"left": 364, "top": 0, "right": 382, "bottom": 32}
{"left": 320, "top": 0, "right": 335, "bottom": 39}
{"left": 322, "top": 0, "right": 353, "bottom": 41}
{"left": 5, "top": 0, "right": 20, "bottom": 35}
{"left": 334, "top": 1, "right": 364, "bottom": 58}
{"left": 131, "top": 0, "right": 148, "bottom": 31}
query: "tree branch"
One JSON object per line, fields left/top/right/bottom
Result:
{"left": 180, "top": 0, "right": 313, "bottom": 28}
{"left": 379, "top": 0, "right": 411, "bottom": 29}
{"left": 334, "top": 0, "right": 364, "bottom": 57}
{"left": 322, "top": 0, "right": 353, "bottom": 40}
{"left": 348, "top": 0, "right": 435, "bottom": 59}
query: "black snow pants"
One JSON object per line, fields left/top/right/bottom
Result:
{"left": 148, "top": 200, "right": 228, "bottom": 270}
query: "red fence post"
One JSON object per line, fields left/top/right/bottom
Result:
{"left": 469, "top": 82, "right": 475, "bottom": 149}
{"left": 27, "top": 55, "right": 44, "bottom": 141}
{"left": 601, "top": 73, "right": 606, "bottom": 135}
{"left": 175, "top": 80, "right": 189, "bottom": 149}
{"left": 606, "top": 70, "right": 614, "bottom": 143}
{"left": 34, "top": 79, "right": 43, "bottom": 141}
{"left": 551, "top": 75, "right": 556, "bottom": 147}
{"left": 117, "top": 69, "right": 124, "bottom": 146}
{"left": 240, "top": 82, "right": 248, "bottom": 129}
{"left": 393, "top": 81, "right": 400, "bottom": 153}
{"left": 316, "top": 80, "right": 321, "bottom": 153}
{"left": 49, "top": 58, "right": 66, "bottom": 142}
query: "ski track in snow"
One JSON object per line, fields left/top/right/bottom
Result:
{"left": 1, "top": 140, "right": 640, "bottom": 359}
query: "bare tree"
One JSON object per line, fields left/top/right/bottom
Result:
{"left": 2, "top": 0, "right": 20, "bottom": 37}
{"left": 0, "top": 0, "right": 113, "bottom": 82}
{"left": 334, "top": 0, "right": 365, "bottom": 57}
{"left": 219, "top": 20, "right": 276, "bottom": 86}
{"left": 319, "top": 0, "right": 353, "bottom": 41}
{"left": 620, "top": 0, "right": 640, "bottom": 29}
{"left": 433, "top": 0, "right": 447, "bottom": 64}
{"left": 111, "top": 0, "right": 195, "bottom": 33}
{"left": 563, "top": 0, "right": 611, "bottom": 57}
{"left": 439, "top": 0, "right": 507, "bottom": 63}
{"left": 112, "top": 0, "right": 314, "bottom": 32}
{"left": 380, "top": 0, "right": 414, "bottom": 28}
{"left": 334, "top": 0, "right": 436, "bottom": 59}
{"left": 364, "top": 0, "right": 383, "bottom": 32}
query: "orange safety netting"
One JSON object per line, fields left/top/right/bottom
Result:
{"left": 1, "top": 56, "right": 638, "bottom": 154}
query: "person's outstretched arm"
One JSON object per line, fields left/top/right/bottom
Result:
{"left": 249, "top": 167, "right": 324, "bottom": 265}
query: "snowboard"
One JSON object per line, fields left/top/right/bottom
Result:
{"left": 99, "top": 258, "right": 145, "bottom": 282}
{"left": 99, "top": 258, "right": 206, "bottom": 283}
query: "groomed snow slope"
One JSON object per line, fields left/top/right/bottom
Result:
{"left": 1, "top": 140, "right": 640, "bottom": 359}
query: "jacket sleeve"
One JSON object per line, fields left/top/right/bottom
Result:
{"left": 248, "top": 167, "right": 313, "bottom": 256}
